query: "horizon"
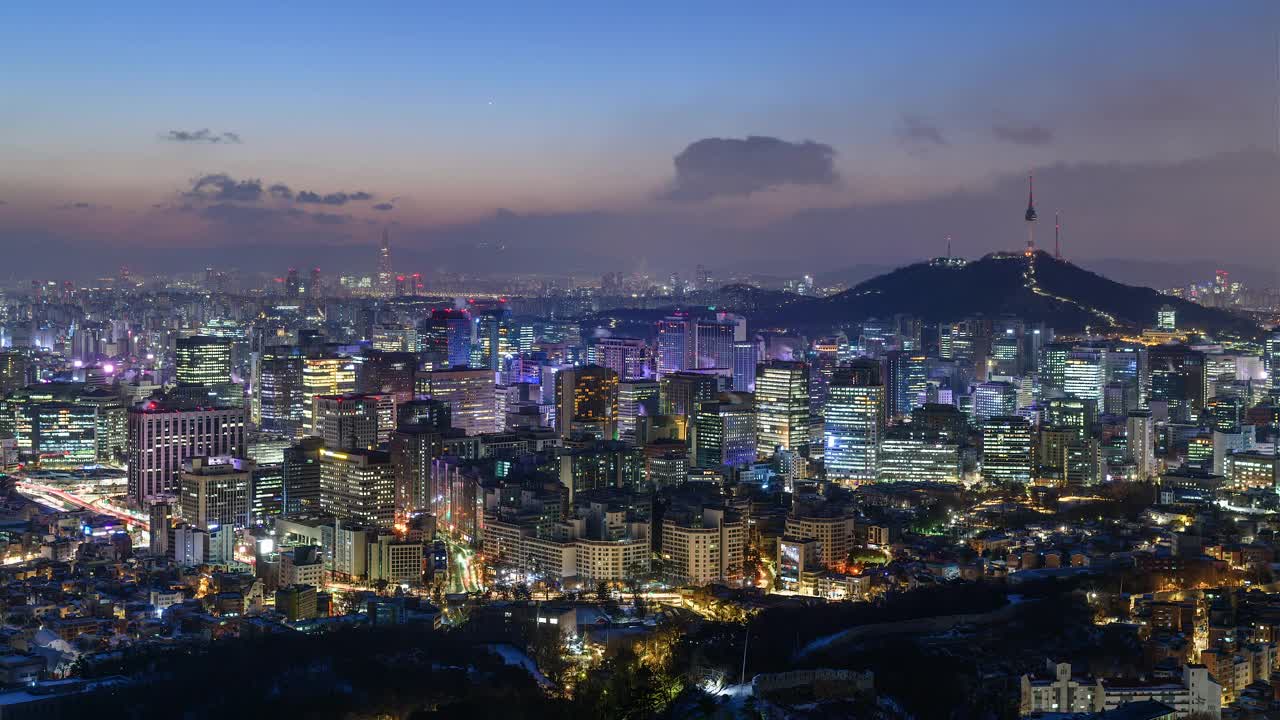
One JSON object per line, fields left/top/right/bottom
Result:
{"left": 3, "top": 3, "right": 1280, "bottom": 278}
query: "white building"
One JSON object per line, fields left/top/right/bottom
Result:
{"left": 1020, "top": 661, "right": 1220, "bottom": 718}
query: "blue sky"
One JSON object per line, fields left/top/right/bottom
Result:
{"left": 0, "top": 1, "right": 1278, "bottom": 273}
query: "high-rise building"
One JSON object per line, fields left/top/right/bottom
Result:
{"left": 422, "top": 367, "right": 496, "bottom": 435}
{"left": 824, "top": 360, "right": 885, "bottom": 482}
{"left": 877, "top": 433, "right": 962, "bottom": 482}
{"left": 28, "top": 403, "right": 97, "bottom": 466}
{"left": 973, "top": 381, "right": 1018, "bottom": 424}
{"left": 755, "top": 360, "right": 810, "bottom": 459}
{"left": 660, "top": 506, "right": 745, "bottom": 586}
{"left": 656, "top": 313, "right": 694, "bottom": 377}
{"left": 1063, "top": 347, "right": 1107, "bottom": 405}
{"left": 179, "top": 456, "right": 254, "bottom": 530}
{"left": 127, "top": 400, "right": 247, "bottom": 507}
{"left": 282, "top": 436, "right": 324, "bottom": 516}
{"left": 175, "top": 336, "right": 233, "bottom": 387}
{"left": 884, "top": 351, "right": 927, "bottom": 420}
{"left": 1149, "top": 345, "right": 1207, "bottom": 423}
{"left": 618, "top": 380, "right": 660, "bottom": 443}
{"left": 377, "top": 229, "right": 394, "bottom": 297}
{"left": 0, "top": 350, "right": 31, "bottom": 395}
{"left": 590, "top": 337, "right": 649, "bottom": 380}
{"left": 301, "top": 356, "right": 357, "bottom": 435}
{"left": 419, "top": 309, "right": 472, "bottom": 368}
{"left": 694, "top": 315, "right": 739, "bottom": 370}
{"left": 357, "top": 349, "right": 417, "bottom": 404}
{"left": 659, "top": 371, "right": 719, "bottom": 422}
{"left": 311, "top": 394, "right": 380, "bottom": 450}
{"left": 256, "top": 346, "right": 305, "bottom": 437}
{"left": 389, "top": 423, "right": 443, "bottom": 519}
{"left": 981, "top": 416, "right": 1033, "bottom": 483}
{"left": 1265, "top": 332, "right": 1280, "bottom": 395}
{"left": 1126, "top": 410, "right": 1155, "bottom": 480}
{"left": 1156, "top": 304, "right": 1177, "bottom": 332}
{"left": 555, "top": 365, "right": 619, "bottom": 440}
{"left": 692, "top": 398, "right": 756, "bottom": 469}
{"left": 732, "top": 340, "right": 759, "bottom": 392}
{"left": 319, "top": 448, "right": 396, "bottom": 528}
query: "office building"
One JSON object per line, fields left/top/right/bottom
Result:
{"left": 282, "top": 436, "right": 324, "bottom": 516}
{"left": 732, "top": 340, "right": 759, "bottom": 392}
{"left": 179, "top": 456, "right": 254, "bottom": 530}
{"left": 590, "top": 337, "right": 649, "bottom": 380}
{"left": 982, "top": 415, "right": 1033, "bottom": 483}
{"left": 255, "top": 346, "right": 306, "bottom": 438}
{"left": 693, "top": 400, "right": 756, "bottom": 468}
{"left": 656, "top": 313, "right": 694, "bottom": 377}
{"left": 877, "top": 433, "right": 962, "bottom": 482}
{"left": 319, "top": 448, "right": 396, "bottom": 528}
{"left": 311, "top": 394, "right": 380, "bottom": 450}
{"left": 1126, "top": 410, "right": 1156, "bottom": 480}
{"left": 127, "top": 400, "right": 246, "bottom": 507}
{"left": 659, "top": 371, "right": 719, "bottom": 422}
{"left": 973, "top": 381, "right": 1017, "bottom": 424}
{"left": 28, "top": 403, "right": 97, "bottom": 466}
{"left": 555, "top": 365, "right": 619, "bottom": 440}
{"left": 422, "top": 367, "right": 496, "bottom": 435}
{"left": 755, "top": 361, "right": 810, "bottom": 459}
{"left": 618, "top": 380, "right": 660, "bottom": 443}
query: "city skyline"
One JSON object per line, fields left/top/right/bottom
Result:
{"left": 3, "top": 2, "right": 1280, "bottom": 276}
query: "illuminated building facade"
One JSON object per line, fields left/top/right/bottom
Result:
{"left": 28, "top": 402, "right": 97, "bottom": 466}
{"left": 422, "top": 367, "right": 496, "bottom": 435}
{"left": 319, "top": 448, "right": 396, "bottom": 528}
{"left": 127, "top": 401, "right": 247, "bottom": 507}
{"left": 554, "top": 365, "right": 619, "bottom": 440}
{"left": 755, "top": 361, "right": 810, "bottom": 459}
{"left": 179, "top": 456, "right": 254, "bottom": 530}
{"left": 824, "top": 360, "right": 884, "bottom": 481}
{"left": 981, "top": 415, "right": 1033, "bottom": 483}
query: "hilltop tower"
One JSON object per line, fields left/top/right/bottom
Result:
{"left": 1023, "top": 174, "right": 1037, "bottom": 257}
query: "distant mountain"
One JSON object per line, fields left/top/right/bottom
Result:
{"left": 756, "top": 251, "right": 1258, "bottom": 336}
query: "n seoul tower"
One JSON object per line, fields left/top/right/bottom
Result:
{"left": 1023, "top": 173, "right": 1037, "bottom": 257}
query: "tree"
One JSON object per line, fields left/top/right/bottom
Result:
{"left": 596, "top": 581, "right": 610, "bottom": 602}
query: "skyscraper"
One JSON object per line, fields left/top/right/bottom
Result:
{"left": 732, "top": 340, "right": 759, "bottom": 392}
{"left": 256, "top": 346, "right": 305, "bottom": 437}
{"left": 127, "top": 400, "right": 247, "bottom": 507}
{"left": 312, "top": 394, "right": 380, "bottom": 451}
{"left": 694, "top": 315, "right": 738, "bottom": 369}
{"left": 693, "top": 399, "right": 756, "bottom": 469}
{"left": 555, "top": 365, "right": 619, "bottom": 440}
{"left": 319, "top": 448, "right": 396, "bottom": 528}
{"left": 422, "top": 367, "right": 496, "bottom": 435}
{"left": 1126, "top": 410, "right": 1156, "bottom": 480}
{"left": 656, "top": 313, "right": 694, "bottom": 377}
{"left": 176, "top": 336, "right": 232, "bottom": 387}
{"left": 755, "top": 360, "right": 810, "bottom": 459}
{"left": 618, "top": 380, "right": 660, "bottom": 444}
{"left": 973, "top": 381, "right": 1017, "bottom": 423}
{"left": 824, "top": 360, "right": 885, "bottom": 482}
{"left": 981, "top": 416, "right": 1033, "bottom": 483}
{"left": 590, "top": 337, "right": 650, "bottom": 380}
{"left": 377, "top": 229, "right": 393, "bottom": 297}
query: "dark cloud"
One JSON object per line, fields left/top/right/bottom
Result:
{"left": 992, "top": 124, "right": 1054, "bottom": 146}
{"left": 164, "top": 129, "right": 242, "bottom": 144}
{"left": 57, "top": 201, "right": 104, "bottom": 211}
{"left": 372, "top": 203, "right": 395, "bottom": 211}
{"left": 295, "top": 190, "right": 374, "bottom": 205}
{"left": 186, "top": 173, "right": 264, "bottom": 203}
{"left": 897, "top": 115, "right": 947, "bottom": 152}
{"left": 268, "top": 183, "right": 293, "bottom": 200}
{"left": 662, "top": 136, "right": 839, "bottom": 202}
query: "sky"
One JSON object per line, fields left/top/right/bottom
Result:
{"left": 1, "top": 1, "right": 1279, "bottom": 279}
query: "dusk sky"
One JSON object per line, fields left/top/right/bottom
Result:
{"left": 2, "top": 2, "right": 1279, "bottom": 277}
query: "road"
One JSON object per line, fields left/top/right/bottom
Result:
{"left": 13, "top": 478, "right": 149, "bottom": 531}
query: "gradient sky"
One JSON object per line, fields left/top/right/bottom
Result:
{"left": 2, "top": 2, "right": 1279, "bottom": 277}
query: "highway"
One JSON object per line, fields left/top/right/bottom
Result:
{"left": 13, "top": 478, "right": 149, "bottom": 531}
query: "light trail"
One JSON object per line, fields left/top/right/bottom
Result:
{"left": 14, "top": 479, "right": 149, "bottom": 531}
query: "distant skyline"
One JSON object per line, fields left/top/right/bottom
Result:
{"left": 2, "top": 2, "right": 1279, "bottom": 276}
